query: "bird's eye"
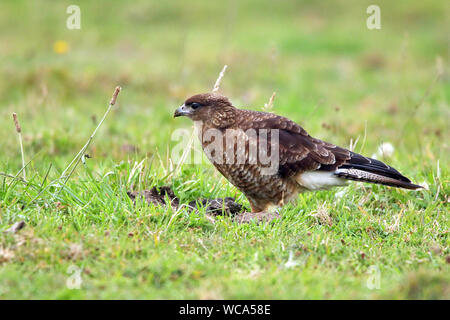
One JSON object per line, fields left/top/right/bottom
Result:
{"left": 191, "top": 102, "right": 201, "bottom": 109}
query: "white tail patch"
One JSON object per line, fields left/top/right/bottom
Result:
{"left": 296, "top": 171, "right": 347, "bottom": 190}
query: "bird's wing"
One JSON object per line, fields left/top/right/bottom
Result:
{"left": 237, "top": 111, "right": 349, "bottom": 175}
{"left": 237, "top": 110, "right": 420, "bottom": 189}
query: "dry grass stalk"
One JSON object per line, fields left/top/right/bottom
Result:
{"left": 110, "top": 86, "right": 121, "bottom": 105}
{"left": 55, "top": 86, "right": 122, "bottom": 197}
{"left": 311, "top": 203, "right": 333, "bottom": 226}
{"left": 212, "top": 65, "right": 228, "bottom": 92}
{"left": 167, "top": 127, "right": 196, "bottom": 181}
{"left": 12, "top": 113, "right": 26, "bottom": 180}
{"left": 0, "top": 247, "right": 15, "bottom": 263}
{"left": 387, "top": 208, "right": 404, "bottom": 233}
{"left": 263, "top": 92, "right": 276, "bottom": 112}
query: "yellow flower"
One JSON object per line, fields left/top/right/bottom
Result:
{"left": 53, "top": 40, "right": 69, "bottom": 54}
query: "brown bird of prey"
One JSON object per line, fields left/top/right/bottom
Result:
{"left": 174, "top": 93, "right": 421, "bottom": 223}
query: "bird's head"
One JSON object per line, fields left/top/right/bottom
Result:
{"left": 174, "top": 93, "right": 234, "bottom": 123}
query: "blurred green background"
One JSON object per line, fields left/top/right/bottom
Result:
{"left": 0, "top": 0, "right": 448, "bottom": 299}
{"left": 0, "top": 0, "right": 448, "bottom": 169}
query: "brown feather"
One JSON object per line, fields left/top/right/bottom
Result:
{"left": 176, "top": 93, "right": 421, "bottom": 212}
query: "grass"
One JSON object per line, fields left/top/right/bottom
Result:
{"left": 0, "top": 0, "right": 448, "bottom": 299}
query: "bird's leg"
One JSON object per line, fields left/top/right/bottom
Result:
{"left": 233, "top": 203, "right": 280, "bottom": 224}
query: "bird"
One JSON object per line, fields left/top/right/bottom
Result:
{"left": 174, "top": 93, "right": 421, "bottom": 223}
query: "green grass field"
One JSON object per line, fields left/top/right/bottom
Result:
{"left": 0, "top": 0, "right": 448, "bottom": 299}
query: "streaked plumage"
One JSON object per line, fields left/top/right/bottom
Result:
{"left": 174, "top": 93, "right": 421, "bottom": 221}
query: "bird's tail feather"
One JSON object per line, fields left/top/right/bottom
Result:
{"left": 334, "top": 168, "right": 422, "bottom": 190}
{"left": 334, "top": 153, "right": 422, "bottom": 190}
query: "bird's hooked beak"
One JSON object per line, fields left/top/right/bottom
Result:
{"left": 174, "top": 104, "right": 192, "bottom": 118}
